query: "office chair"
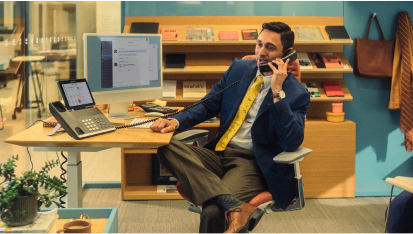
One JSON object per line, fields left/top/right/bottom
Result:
{"left": 170, "top": 55, "right": 311, "bottom": 232}
{"left": 384, "top": 176, "right": 413, "bottom": 233}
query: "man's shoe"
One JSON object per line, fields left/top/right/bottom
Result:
{"left": 224, "top": 202, "right": 264, "bottom": 233}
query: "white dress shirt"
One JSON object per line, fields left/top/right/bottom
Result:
{"left": 227, "top": 71, "right": 272, "bottom": 150}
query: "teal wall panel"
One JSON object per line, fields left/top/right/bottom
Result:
{"left": 343, "top": 1, "right": 413, "bottom": 196}
{"left": 122, "top": 1, "right": 413, "bottom": 197}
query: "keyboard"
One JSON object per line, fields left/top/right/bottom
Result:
{"left": 129, "top": 118, "right": 154, "bottom": 129}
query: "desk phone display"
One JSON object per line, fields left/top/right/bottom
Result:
{"left": 138, "top": 103, "right": 178, "bottom": 114}
{"left": 49, "top": 79, "right": 116, "bottom": 140}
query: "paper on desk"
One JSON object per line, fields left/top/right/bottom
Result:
{"left": 163, "top": 80, "right": 177, "bottom": 98}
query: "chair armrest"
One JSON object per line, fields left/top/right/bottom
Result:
{"left": 273, "top": 147, "right": 312, "bottom": 164}
{"left": 172, "top": 129, "right": 209, "bottom": 142}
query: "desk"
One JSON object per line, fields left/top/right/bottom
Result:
{"left": 5, "top": 114, "right": 174, "bottom": 208}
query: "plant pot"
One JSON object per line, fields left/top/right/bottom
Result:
{"left": 4, "top": 192, "right": 38, "bottom": 226}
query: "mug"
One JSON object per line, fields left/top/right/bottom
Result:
{"left": 57, "top": 213, "right": 91, "bottom": 233}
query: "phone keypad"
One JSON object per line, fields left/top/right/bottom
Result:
{"left": 81, "top": 116, "right": 111, "bottom": 132}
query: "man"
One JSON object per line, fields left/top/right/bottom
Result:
{"left": 150, "top": 22, "right": 310, "bottom": 233}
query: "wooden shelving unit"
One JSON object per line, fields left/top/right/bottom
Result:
{"left": 121, "top": 16, "right": 356, "bottom": 200}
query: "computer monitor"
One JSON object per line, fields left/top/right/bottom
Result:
{"left": 83, "top": 33, "right": 163, "bottom": 119}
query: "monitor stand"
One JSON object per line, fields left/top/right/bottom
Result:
{"left": 107, "top": 102, "right": 136, "bottom": 120}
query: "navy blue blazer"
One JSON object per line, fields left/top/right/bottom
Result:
{"left": 174, "top": 59, "right": 310, "bottom": 209}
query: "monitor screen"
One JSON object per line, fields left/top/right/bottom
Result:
{"left": 84, "top": 33, "right": 163, "bottom": 119}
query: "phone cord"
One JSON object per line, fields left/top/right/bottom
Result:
{"left": 115, "top": 79, "right": 242, "bottom": 129}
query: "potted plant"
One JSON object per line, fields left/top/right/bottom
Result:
{"left": 0, "top": 155, "right": 67, "bottom": 226}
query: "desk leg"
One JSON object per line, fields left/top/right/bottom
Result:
{"left": 67, "top": 151, "right": 82, "bottom": 208}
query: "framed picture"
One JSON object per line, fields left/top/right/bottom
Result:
{"left": 151, "top": 154, "right": 178, "bottom": 185}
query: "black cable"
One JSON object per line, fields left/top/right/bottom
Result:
{"left": 58, "top": 151, "right": 68, "bottom": 208}
{"left": 26, "top": 147, "right": 33, "bottom": 171}
{"left": 115, "top": 78, "right": 244, "bottom": 129}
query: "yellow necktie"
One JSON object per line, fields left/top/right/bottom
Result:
{"left": 215, "top": 76, "right": 264, "bottom": 151}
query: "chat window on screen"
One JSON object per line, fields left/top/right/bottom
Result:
{"left": 101, "top": 37, "right": 156, "bottom": 89}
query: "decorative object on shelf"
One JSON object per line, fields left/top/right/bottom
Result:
{"left": 130, "top": 22, "right": 159, "bottom": 34}
{"left": 332, "top": 103, "right": 343, "bottom": 113}
{"left": 185, "top": 27, "right": 214, "bottom": 41}
{"left": 297, "top": 53, "right": 313, "bottom": 70}
{"left": 310, "top": 52, "right": 326, "bottom": 68}
{"left": 163, "top": 80, "right": 177, "bottom": 98}
{"left": 165, "top": 54, "right": 185, "bottom": 69}
{"left": 151, "top": 155, "right": 177, "bottom": 185}
{"left": 294, "top": 26, "right": 325, "bottom": 41}
{"left": 325, "top": 25, "right": 350, "bottom": 40}
{"left": 0, "top": 155, "right": 67, "bottom": 226}
{"left": 321, "top": 54, "right": 344, "bottom": 68}
{"left": 326, "top": 111, "right": 345, "bottom": 122}
{"left": 218, "top": 31, "right": 239, "bottom": 40}
{"left": 241, "top": 29, "right": 258, "bottom": 40}
{"left": 183, "top": 81, "right": 206, "bottom": 98}
{"left": 161, "top": 28, "right": 179, "bottom": 41}
{"left": 323, "top": 81, "right": 344, "bottom": 97}
{"left": 301, "top": 82, "right": 320, "bottom": 97}
{"left": 354, "top": 13, "right": 394, "bottom": 78}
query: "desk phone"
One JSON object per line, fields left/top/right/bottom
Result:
{"left": 49, "top": 79, "right": 116, "bottom": 139}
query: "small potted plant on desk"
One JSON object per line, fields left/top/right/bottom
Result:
{"left": 0, "top": 155, "right": 67, "bottom": 226}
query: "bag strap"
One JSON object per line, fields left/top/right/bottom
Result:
{"left": 365, "top": 14, "right": 386, "bottom": 41}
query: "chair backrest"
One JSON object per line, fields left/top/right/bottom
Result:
{"left": 241, "top": 55, "right": 301, "bottom": 82}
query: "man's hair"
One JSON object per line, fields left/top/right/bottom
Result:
{"left": 260, "top": 22, "right": 294, "bottom": 52}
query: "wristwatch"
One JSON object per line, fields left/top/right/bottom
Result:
{"left": 271, "top": 90, "right": 285, "bottom": 100}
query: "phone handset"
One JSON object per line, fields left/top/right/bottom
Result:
{"left": 258, "top": 48, "right": 297, "bottom": 73}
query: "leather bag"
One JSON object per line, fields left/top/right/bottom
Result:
{"left": 354, "top": 14, "right": 395, "bottom": 78}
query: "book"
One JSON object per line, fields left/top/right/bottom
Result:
{"left": 323, "top": 81, "right": 344, "bottom": 97}
{"left": 165, "top": 54, "right": 186, "bottom": 69}
{"left": 297, "top": 53, "right": 313, "bottom": 70}
{"left": 242, "top": 29, "right": 258, "bottom": 40}
{"left": 130, "top": 22, "right": 159, "bottom": 34}
{"left": 183, "top": 81, "right": 206, "bottom": 98}
{"left": 218, "top": 31, "right": 239, "bottom": 40}
{"left": 157, "top": 185, "right": 178, "bottom": 193}
{"left": 0, "top": 208, "right": 58, "bottom": 233}
{"left": 294, "top": 26, "right": 325, "bottom": 41}
{"left": 325, "top": 26, "right": 350, "bottom": 40}
{"left": 163, "top": 80, "right": 177, "bottom": 98}
{"left": 321, "top": 54, "right": 344, "bottom": 68}
{"left": 43, "top": 117, "right": 59, "bottom": 127}
{"left": 161, "top": 28, "right": 179, "bottom": 41}
{"left": 185, "top": 27, "right": 214, "bottom": 41}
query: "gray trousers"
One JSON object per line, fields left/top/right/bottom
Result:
{"left": 157, "top": 140, "right": 268, "bottom": 233}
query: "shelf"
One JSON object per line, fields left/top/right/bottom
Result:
{"left": 123, "top": 185, "right": 183, "bottom": 200}
{"left": 163, "top": 39, "right": 353, "bottom": 46}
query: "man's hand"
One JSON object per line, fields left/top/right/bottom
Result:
{"left": 268, "top": 58, "right": 289, "bottom": 93}
{"left": 150, "top": 118, "right": 178, "bottom": 133}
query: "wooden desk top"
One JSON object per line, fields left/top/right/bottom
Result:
{"left": 4, "top": 112, "right": 173, "bottom": 149}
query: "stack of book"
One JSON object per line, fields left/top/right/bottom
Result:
{"left": 0, "top": 209, "right": 58, "bottom": 233}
